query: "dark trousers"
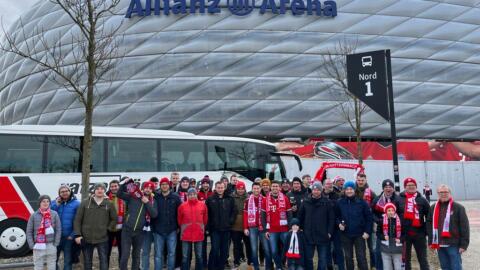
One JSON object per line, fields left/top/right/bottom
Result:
{"left": 107, "top": 230, "right": 122, "bottom": 267}
{"left": 176, "top": 232, "right": 183, "bottom": 268}
{"left": 182, "top": 241, "right": 203, "bottom": 270}
{"left": 83, "top": 241, "right": 108, "bottom": 270}
{"left": 231, "top": 230, "right": 252, "bottom": 265}
{"left": 305, "top": 243, "right": 329, "bottom": 270}
{"left": 202, "top": 233, "right": 209, "bottom": 268}
{"left": 340, "top": 235, "right": 368, "bottom": 270}
{"left": 404, "top": 235, "right": 430, "bottom": 270}
{"left": 367, "top": 234, "right": 376, "bottom": 268}
{"left": 209, "top": 230, "right": 231, "bottom": 270}
{"left": 56, "top": 236, "right": 73, "bottom": 270}
{"left": 327, "top": 230, "right": 345, "bottom": 270}
{"left": 119, "top": 228, "right": 144, "bottom": 270}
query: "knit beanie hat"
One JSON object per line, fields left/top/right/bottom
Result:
{"left": 142, "top": 181, "right": 156, "bottom": 190}
{"left": 382, "top": 179, "right": 395, "bottom": 189}
{"left": 236, "top": 181, "right": 246, "bottom": 190}
{"left": 94, "top": 182, "right": 107, "bottom": 191}
{"left": 58, "top": 184, "right": 71, "bottom": 195}
{"left": 187, "top": 188, "right": 197, "bottom": 195}
{"left": 290, "top": 218, "right": 300, "bottom": 227}
{"left": 384, "top": 202, "right": 397, "bottom": 213}
{"left": 312, "top": 181, "right": 323, "bottom": 191}
{"left": 201, "top": 175, "right": 211, "bottom": 184}
{"left": 403, "top": 177, "right": 417, "bottom": 188}
{"left": 160, "top": 177, "right": 171, "bottom": 186}
{"left": 343, "top": 181, "right": 356, "bottom": 190}
{"left": 38, "top": 195, "right": 51, "bottom": 207}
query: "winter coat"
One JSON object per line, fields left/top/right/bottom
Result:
{"left": 178, "top": 199, "right": 208, "bottom": 242}
{"left": 355, "top": 184, "right": 377, "bottom": 206}
{"left": 198, "top": 189, "right": 213, "bottom": 201}
{"left": 206, "top": 192, "right": 237, "bottom": 231}
{"left": 336, "top": 196, "right": 373, "bottom": 238}
{"left": 427, "top": 201, "right": 469, "bottom": 250}
{"left": 50, "top": 195, "right": 80, "bottom": 238}
{"left": 26, "top": 210, "right": 62, "bottom": 249}
{"left": 376, "top": 216, "right": 404, "bottom": 254}
{"left": 286, "top": 188, "right": 308, "bottom": 218}
{"left": 283, "top": 230, "right": 306, "bottom": 267}
{"left": 232, "top": 192, "right": 247, "bottom": 231}
{"left": 322, "top": 190, "right": 340, "bottom": 202}
{"left": 152, "top": 191, "right": 182, "bottom": 234}
{"left": 298, "top": 196, "right": 335, "bottom": 245}
{"left": 117, "top": 184, "right": 158, "bottom": 232}
{"left": 74, "top": 197, "right": 117, "bottom": 244}
{"left": 397, "top": 191, "right": 430, "bottom": 237}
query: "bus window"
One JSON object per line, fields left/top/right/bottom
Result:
{"left": 207, "top": 141, "right": 260, "bottom": 179}
{"left": 107, "top": 138, "right": 157, "bottom": 172}
{"left": 46, "top": 136, "right": 81, "bottom": 173}
{"left": 161, "top": 140, "right": 205, "bottom": 171}
{"left": 0, "top": 135, "right": 43, "bottom": 173}
{"left": 91, "top": 138, "right": 105, "bottom": 172}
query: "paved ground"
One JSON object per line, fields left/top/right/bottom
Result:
{"left": 3, "top": 200, "right": 479, "bottom": 270}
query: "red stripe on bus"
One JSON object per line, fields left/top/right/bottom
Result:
{"left": 0, "top": 176, "right": 31, "bottom": 221}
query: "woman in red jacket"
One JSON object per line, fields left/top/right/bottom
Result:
{"left": 178, "top": 188, "right": 208, "bottom": 270}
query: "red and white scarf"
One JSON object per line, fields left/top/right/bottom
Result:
{"left": 143, "top": 194, "right": 155, "bottom": 231}
{"left": 383, "top": 214, "right": 401, "bottom": 240}
{"left": 266, "top": 192, "right": 288, "bottom": 229}
{"left": 374, "top": 193, "right": 392, "bottom": 213}
{"left": 404, "top": 192, "right": 421, "bottom": 227}
{"left": 286, "top": 231, "right": 301, "bottom": 259}
{"left": 126, "top": 179, "right": 143, "bottom": 199}
{"left": 33, "top": 208, "right": 54, "bottom": 250}
{"left": 109, "top": 193, "right": 125, "bottom": 230}
{"left": 247, "top": 195, "right": 262, "bottom": 228}
{"left": 430, "top": 198, "right": 453, "bottom": 249}
{"left": 363, "top": 188, "right": 373, "bottom": 204}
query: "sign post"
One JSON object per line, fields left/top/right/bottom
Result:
{"left": 346, "top": 49, "right": 400, "bottom": 191}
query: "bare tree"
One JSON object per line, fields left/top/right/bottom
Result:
{"left": 1, "top": 0, "right": 122, "bottom": 198}
{"left": 321, "top": 37, "right": 368, "bottom": 164}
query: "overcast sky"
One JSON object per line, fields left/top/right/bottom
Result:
{"left": 0, "top": 0, "right": 38, "bottom": 29}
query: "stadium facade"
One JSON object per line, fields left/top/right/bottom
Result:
{"left": 0, "top": 0, "right": 479, "bottom": 139}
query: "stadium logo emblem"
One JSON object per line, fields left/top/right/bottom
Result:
{"left": 228, "top": 0, "right": 255, "bottom": 16}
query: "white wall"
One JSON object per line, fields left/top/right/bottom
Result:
{"left": 282, "top": 158, "right": 480, "bottom": 200}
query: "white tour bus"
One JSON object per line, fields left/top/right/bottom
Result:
{"left": 0, "top": 125, "right": 300, "bottom": 257}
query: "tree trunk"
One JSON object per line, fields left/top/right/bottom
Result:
{"left": 354, "top": 98, "right": 363, "bottom": 165}
{"left": 80, "top": 0, "right": 96, "bottom": 199}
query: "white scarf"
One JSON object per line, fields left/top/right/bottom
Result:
{"left": 286, "top": 231, "right": 300, "bottom": 259}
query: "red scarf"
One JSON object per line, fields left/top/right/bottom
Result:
{"left": 383, "top": 214, "right": 401, "bottom": 239}
{"left": 404, "top": 192, "right": 421, "bottom": 227}
{"left": 430, "top": 198, "right": 453, "bottom": 249}
{"left": 109, "top": 193, "right": 125, "bottom": 230}
{"left": 363, "top": 188, "right": 373, "bottom": 204}
{"left": 374, "top": 193, "right": 392, "bottom": 213}
{"left": 247, "top": 195, "right": 262, "bottom": 228}
{"left": 126, "top": 179, "right": 143, "bottom": 199}
{"left": 34, "top": 208, "right": 54, "bottom": 250}
{"left": 179, "top": 191, "right": 187, "bottom": 203}
{"left": 266, "top": 192, "right": 288, "bottom": 229}
{"left": 143, "top": 194, "right": 155, "bottom": 231}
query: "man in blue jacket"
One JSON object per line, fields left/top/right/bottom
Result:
{"left": 51, "top": 184, "right": 80, "bottom": 270}
{"left": 336, "top": 181, "right": 373, "bottom": 270}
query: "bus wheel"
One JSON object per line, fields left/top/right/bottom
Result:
{"left": 0, "top": 219, "right": 30, "bottom": 257}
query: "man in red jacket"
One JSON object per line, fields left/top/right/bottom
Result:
{"left": 178, "top": 188, "right": 208, "bottom": 270}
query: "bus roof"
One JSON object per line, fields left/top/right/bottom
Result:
{"left": 0, "top": 125, "right": 276, "bottom": 146}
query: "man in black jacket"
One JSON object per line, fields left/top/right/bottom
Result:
{"left": 298, "top": 182, "right": 335, "bottom": 270}
{"left": 397, "top": 178, "right": 430, "bottom": 270}
{"left": 321, "top": 178, "right": 343, "bottom": 270}
{"left": 286, "top": 177, "right": 308, "bottom": 218}
{"left": 206, "top": 181, "right": 237, "bottom": 270}
{"left": 152, "top": 177, "right": 182, "bottom": 270}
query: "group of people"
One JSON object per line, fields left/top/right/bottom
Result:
{"left": 26, "top": 172, "right": 470, "bottom": 270}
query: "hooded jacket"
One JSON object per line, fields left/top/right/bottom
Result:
{"left": 178, "top": 199, "right": 208, "bottom": 242}
{"left": 117, "top": 183, "right": 158, "bottom": 232}
{"left": 74, "top": 196, "right": 117, "bottom": 244}
{"left": 50, "top": 194, "right": 80, "bottom": 238}
{"left": 206, "top": 192, "right": 237, "bottom": 231}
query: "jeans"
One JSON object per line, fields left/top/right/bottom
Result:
{"left": 142, "top": 230, "right": 155, "bottom": 270}
{"left": 367, "top": 232, "right": 376, "bottom": 268}
{"left": 288, "top": 262, "right": 304, "bottom": 270}
{"left": 182, "top": 241, "right": 203, "bottom": 270}
{"left": 56, "top": 236, "right": 73, "bottom": 270}
{"left": 381, "top": 252, "right": 402, "bottom": 270}
{"left": 83, "top": 241, "right": 108, "bottom": 270}
{"left": 268, "top": 232, "right": 288, "bottom": 270}
{"left": 438, "top": 246, "right": 462, "bottom": 270}
{"left": 327, "top": 230, "right": 344, "bottom": 270}
{"left": 305, "top": 244, "right": 329, "bottom": 270}
{"left": 154, "top": 231, "right": 177, "bottom": 270}
{"left": 404, "top": 235, "right": 430, "bottom": 270}
{"left": 108, "top": 230, "right": 122, "bottom": 267}
{"left": 340, "top": 234, "right": 368, "bottom": 270}
{"left": 120, "top": 228, "right": 144, "bottom": 270}
{"left": 375, "top": 235, "right": 384, "bottom": 270}
{"left": 231, "top": 230, "right": 252, "bottom": 265}
{"left": 209, "top": 230, "right": 231, "bottom": 270}
{"left": 34, "top": 243, "right": 56, "bottom": 270}
{"left": 202, "top": 233, "right": 208, "bottom": 268}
